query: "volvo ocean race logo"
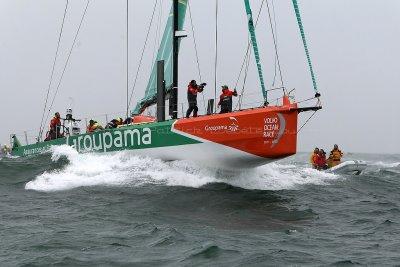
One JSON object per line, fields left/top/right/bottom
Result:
{"left": 264, "top": 113, "right": 286, "bottom": 148}
{"left": 228, "top": 117, "right": 239, "bottom": 132}
{"left": 204, "top": 117, "right": 239, "bottom": 132}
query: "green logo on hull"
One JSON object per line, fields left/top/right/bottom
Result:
{"left": 13, "top": 121, "right": 201, "bottom": 157}
{"left": 67, "top": 128, "right": 152, "bottom": 152}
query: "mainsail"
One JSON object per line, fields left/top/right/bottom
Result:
{"left": 133, "top": 0, "right": 188, "bottom": 115}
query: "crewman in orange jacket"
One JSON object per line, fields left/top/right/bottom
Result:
{"left": 316, "top": 149, "right": 328, "bottom": 170}
{"left": 218, "top": 85, "right": 238, "bottom": 113}
{"left": 310, "top": 147, "right": 319, "bottom": 169}
{"left": 329, "top": 144, "right": 343, "bottom": 167}
{"left": 87, "top": 120, "right": 104, "bottom": 133}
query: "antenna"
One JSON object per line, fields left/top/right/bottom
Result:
{"left": 171, "top": 0, "right": 179, "bottom": 119}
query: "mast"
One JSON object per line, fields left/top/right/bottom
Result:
{"left": 171, "top": 0, "right": 179, "bottom": 119}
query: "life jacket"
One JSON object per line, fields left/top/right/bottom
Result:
{"left": 330, "top": 149, "right": 343, "bottom": 161}
{"left": 219, "top": 89, "right": 237, "bottom": 112}
{"left": 87, "top": 123, "right": 101, "bottom": 133}
{"left": 105, "top": 121, "right": 118, "bottom": 129}
{"left": 316, "top": 154, "right": 327, "bottom": 168}
{"left": 50, "top": 117, "right": 61, "bottom": 129}
{"left": 187, "top": 84, "right": 203, "bottom": 103}
{"left": 310, "top": 153, "right": 318, "bottom": 165}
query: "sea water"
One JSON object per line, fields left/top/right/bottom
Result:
{"left": 0, "top": 146, "right": 399, "bottom": 266}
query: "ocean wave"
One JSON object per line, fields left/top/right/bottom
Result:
{"left": 371, "top": 161, "right": 400, "bottom": 168}
{"left": 25, "top": 145, "right": 339, "bottom": 192}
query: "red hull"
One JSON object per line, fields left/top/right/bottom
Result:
{"left": 173, "top": 100, "right": 298, "bottom": 161}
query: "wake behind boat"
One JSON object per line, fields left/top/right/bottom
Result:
{"left": 328, "top": 160, "right": 368, "bottom": 176}
{"left": 8, "top": 0, "right": 322, "bottom": 169}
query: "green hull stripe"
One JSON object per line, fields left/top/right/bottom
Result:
{"left": 12, "top": 120, "right": 200, "bottom": 157}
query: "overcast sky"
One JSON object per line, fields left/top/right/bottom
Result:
{"left": 0, "top": 0, "right": 399, "bottom": 154}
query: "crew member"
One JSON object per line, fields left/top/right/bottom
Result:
{"left": 186, "top": 80, "right": 206, "bottom": 118}
{"left": 218, "top": 85, "right": 238, "bottom": 113}
{"left": 49, "top": 112, "right": 62, "bottom": 140}
{"left": 1, "top": 144, "right": 10, "bottom": 155}
{"left": 316, "top": 149, "right": 328, "bottom": 170}
{"left": 310, "top": 147, "right": 319, "bottom": 169}
{"left": 124, "top": 117, "right": 132, "bottom": 125}
{"left": 106, "top": 118, "right": 123, "bottom": 129}
{"left": 329, "top": 144, "right": 343, "bottom": 167}
{"left": 65, "top": 113, "right": 74, "bottom": 121}
{"left": 87, "top": 120, "right": 104, "bottom": 133}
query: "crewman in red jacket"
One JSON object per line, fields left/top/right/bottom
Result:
{"left": 316, "top": 149, "right": 328, "bottom": 170}
{"left": 218, "top": 85, "right": 238, "bottom": 113}
{"left": 49, "top": 112, "right": 62, "bottom": 140}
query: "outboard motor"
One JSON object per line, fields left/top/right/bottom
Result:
{"left": 64, "top": 108, "right": 81, "bottom": 136}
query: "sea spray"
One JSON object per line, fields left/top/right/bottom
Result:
{"left": 371, "top": 161, "right": 400, "bottom": 168}
{"left": 26, "top": 145, "right": 339, "bottom": 192}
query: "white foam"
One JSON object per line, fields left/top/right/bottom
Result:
{"left": 221, "top": 163, "right": 338, "bottom": 191}
{"left": 371, "top": 161, "right": 400, "bottom": 168}
{"left": 26, "top": 145, "right": 339, "bottom": 192}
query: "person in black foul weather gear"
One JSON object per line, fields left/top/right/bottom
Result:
{"left": 218, "top": 85, "right": 238, "bottom": 113}
{"left": 186, "top": 80, "right": 206, "bottom": 118}
{"left": 105, "top": 118, "right": 123, "bottom": 129}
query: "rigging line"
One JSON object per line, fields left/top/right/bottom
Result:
{"left": 266, "top": 0, "right": 284, "bottom": 89}
{"left": 234, "top": 0, "right": 266, "bottom": 109}
{"left": 37, "top": 0, "right": 69, "bottom": 141}
{"left": 292, "top": 0, "right": 319, "bottom": 93}
{"left": 188, "top": 1, "right": 206, "bottom": 112}
{"left": 234, "top": 44, "right": 250, "bottom": 90}
{"left": 128, "top": 0, "right": 158, "bottom": 109}
{"left": 234, "top": 0, "right": 265, "bottom": 90}
{"left": 235, "top": 31, "right": 252, "bottom": 111}
{"left": 214, "top": 0, "right": 218, "bottom": 112}
{"left": 238, "top": 46, "right": 252, "bottom": 110}
{"left": 272, "top": 0, "right": 279, "bottom": 87}
{"left": 151, "top": 0, "right": 161, "bottom": 67}
{"left": 296, "top": 96, "right": 317, "bottom": 104}
{"left": 157, "top": 1, "right": 163, "bottom": 46}
{"left": 188, "top": 1, "right": 202, "bottom": 83}
{"left": 126, "top": 0, "right": 129, "bottom": 119}
{"left": 235, "top": 39, "right": 252, "bottom": 110}
{"left": 297, "top": 109, "right": 318, "bottom": 134}
{"left": 270, "top": 0, "right": 277, "bottom": 87}
{"left": 44, "top": 0, "right": 91, "bottom": 127}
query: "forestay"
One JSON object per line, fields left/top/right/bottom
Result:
{"left": 244, "top": 0, "right": 267, "bottom": 102}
